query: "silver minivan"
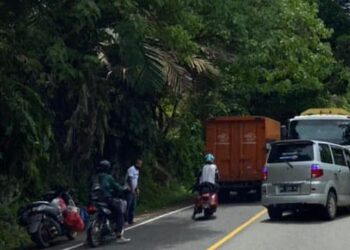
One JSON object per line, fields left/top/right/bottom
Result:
{"left": 262, "top": 140, "right": 350, "bottom": 220}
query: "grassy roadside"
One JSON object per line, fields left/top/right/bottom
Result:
{"left": 2, "top": 185, "right": 194, "bottom": 249}
{"left": 0, "top": 204, "right": 30, "bottom": 249}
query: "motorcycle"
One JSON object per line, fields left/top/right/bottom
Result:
{"left": 192, "top": 183, "right": 218, "bottom": 220}
{"left": 86, "top": 183, "right": 128, "bottom": 247}
{"left": 86, "top": 200, "right": 117, "bottom": 247}
{"left": 18, "top": 189, "right": 78, "bottom": 248}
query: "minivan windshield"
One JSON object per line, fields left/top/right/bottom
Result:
{"left": 268, "top": 142, "right": 314, "bottom": 163}
{"left": 289, "top": 119, "right": 350, "bottom": 145}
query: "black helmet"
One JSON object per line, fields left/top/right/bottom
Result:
{"left": 97, "top": 160, "right": 112, "bottom": 173}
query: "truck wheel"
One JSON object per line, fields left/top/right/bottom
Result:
{"left": 218, "top": 190, "right": 229, "bottom": 203}
{"left": 254, "top": 186, "right": 262, "bottom": 201}
{"left": 267, "top": 207, "right": 283, "bottom": 220}
{"left": 237, "top": 190, "right": 249, "bottom": 197}
{"left": 323, "top": 191, "right": 337, "bottom": 220}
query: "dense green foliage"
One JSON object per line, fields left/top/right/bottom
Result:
{"left": 1, "top": 0, "right": 349, "bottom": 247}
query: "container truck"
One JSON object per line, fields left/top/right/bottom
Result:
{"left": 205, "top": 116, "right": 280, "bottom": 201}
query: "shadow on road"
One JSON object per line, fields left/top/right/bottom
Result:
{"left": 14, "top": 237, "right": 75, "bottom": 250}
{"left": 219, "top": 191, "right": 261, "bottom": 206}
{"left": 261, "top": 207, "right": 350, "bottom": 225}
{"left": 192, "top": 215, "right": 217, "bottom": 222}
{"left": 78, "top": 215, "right": 223, "bottom": 250}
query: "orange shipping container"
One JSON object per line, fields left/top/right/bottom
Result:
{"left": 205, "top": 116, "right": 280, "bottom": 199}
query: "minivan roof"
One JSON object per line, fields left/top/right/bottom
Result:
{"left": 271, "top": 139, "right": 348, "bottom": 148}
{"left": 272, "top": 139, "right": 314, "bottom": 145}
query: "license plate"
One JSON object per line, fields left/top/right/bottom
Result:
{"left": 279, "top": 185, "right": 298, "bottom": 193}
{"left": 203, "top": 203, "right": 210, "bottom": 209}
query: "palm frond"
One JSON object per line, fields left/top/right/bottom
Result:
{"left": 185, "top": 56, "right": 219, "bottom": 76}
{"left": 143, "top": 44, "right": 192, "bottom": 93}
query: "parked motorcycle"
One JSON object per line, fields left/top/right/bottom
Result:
{"left": 18, "top": 189, "right": 78, "bottom": 248}
{"left": 192, "top": 183, "right": 218, "bottom": 220}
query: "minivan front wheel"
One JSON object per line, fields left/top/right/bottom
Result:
{"left": 267, "top": 207, "right": 283, "bottom": 220}
{"left": 323, "top": 191, "right": 337, "bottom": 220}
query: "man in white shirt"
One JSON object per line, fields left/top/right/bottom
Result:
{"left": 200, "top": 163, "right": 218, "bottom": 185}
{"left": 125, "top": 159, "right": 142, "bottom": 224}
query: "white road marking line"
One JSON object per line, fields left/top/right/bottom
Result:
{"left": 60, "top": 205, "right": 193, "bottom": 250}
{"left": 125, "top": 205, "right": 193, "bottom": 231}
{"left": 61, "top": 243, "right": 84, "bottom": 250}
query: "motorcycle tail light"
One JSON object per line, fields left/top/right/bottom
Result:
{"left": 210, "top": 194, "right": 217, "bottom": 205}
{"left": 201, "top": 195, "right": 210, "bottom": 201}
{"left": 87, "top": 203, "right": 96, "bottom": 215}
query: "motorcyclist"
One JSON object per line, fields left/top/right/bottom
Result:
{"left": 197, "top": 153, "right": 219, "bottom": 193}
{"left": 96, "top": 160, "right": 130, "bottom": 243}
{"left": 192, "top": 153, "right": 219, "bottom": 219}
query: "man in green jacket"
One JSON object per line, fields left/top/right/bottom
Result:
{"left": 97, "top": 160, "right": 130, "bottom": 243}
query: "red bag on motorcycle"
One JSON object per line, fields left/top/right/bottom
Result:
{"left": 64, "top": 207, "right": 85, "bottom": 232}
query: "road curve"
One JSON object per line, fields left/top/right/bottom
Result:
{"left": 58, "top": 197, "right": 263, "bottom": 250}
{"left": 26, "top": 197, "right": 350, "bottom": 250}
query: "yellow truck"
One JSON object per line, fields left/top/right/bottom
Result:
{"left": 285, "top": 108, "right": 350, "bottom": 147}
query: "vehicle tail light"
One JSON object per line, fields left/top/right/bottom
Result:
{"left": 311, "top": 164, "right": 323, "bottom": 178}
{"left": 262, "top": 166, "right": 268, "bottom": 181}
{"left": 87, "top": 203, "right": 97, "bottom": 215}
{"left": 210, "top": 193, "right": 217, "bottom": 205}
{"left": 201, "top": 193, "right": 210, "bottom": 200}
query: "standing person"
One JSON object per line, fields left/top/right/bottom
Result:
{"left": 96, "top": 160, "right": 130, "bottom": 243}
{"left": 125, "top": 159, "right": 142, "bottom": 225}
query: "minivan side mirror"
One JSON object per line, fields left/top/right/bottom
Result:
{"left": 281, "top": 125, "right": 287, "bottom": 140}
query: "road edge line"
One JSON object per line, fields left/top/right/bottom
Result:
{"left": 61, "top": 204, "right": 193, "bottom": 250}
{"left": 61, "top": 243, "right": 84, "bottom": 250}
{"left": 207, "top": 208, "right": 267, "bottom": 250}
{"left": 125, "top": 205, "right": 193, "bottom": 231}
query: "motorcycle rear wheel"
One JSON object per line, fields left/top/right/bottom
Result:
{"left": 87, "top": 219, "right": 103, "bottom": 247}
{"left": 204, "top": 209, "right": 214, "bottom": 219}
{"left": 66, "top": 230, "right": 78, "bottom": 240}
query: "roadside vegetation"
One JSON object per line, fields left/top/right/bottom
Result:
{"left": 1, "top": 0, "right": 350, "bottom": 248}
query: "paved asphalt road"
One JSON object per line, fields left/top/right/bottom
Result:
{"left": 26, "top": 196, "right": 350, "bottom": 250}
{"left": 221, "top": 208, "right": 350, "bottom": 250}
{"left": 63, "top": 199, "right": 262, "bottom": 250}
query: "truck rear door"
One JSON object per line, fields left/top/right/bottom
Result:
{"left": 238, "top": 120, "right": 264, "bottom": 181}
{"left": 206, "top": 119, "right": 264, "bottom": 182}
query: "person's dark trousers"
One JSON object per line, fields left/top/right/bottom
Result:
{"left": 107, "top": 198, "right": 124, "bottom": 235}
{"left": 126, "top": 191, "right": 136, "bottom": 224}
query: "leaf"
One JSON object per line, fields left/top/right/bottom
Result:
{"left": 143, "top": 44, "right": 192, "bottom": 92}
